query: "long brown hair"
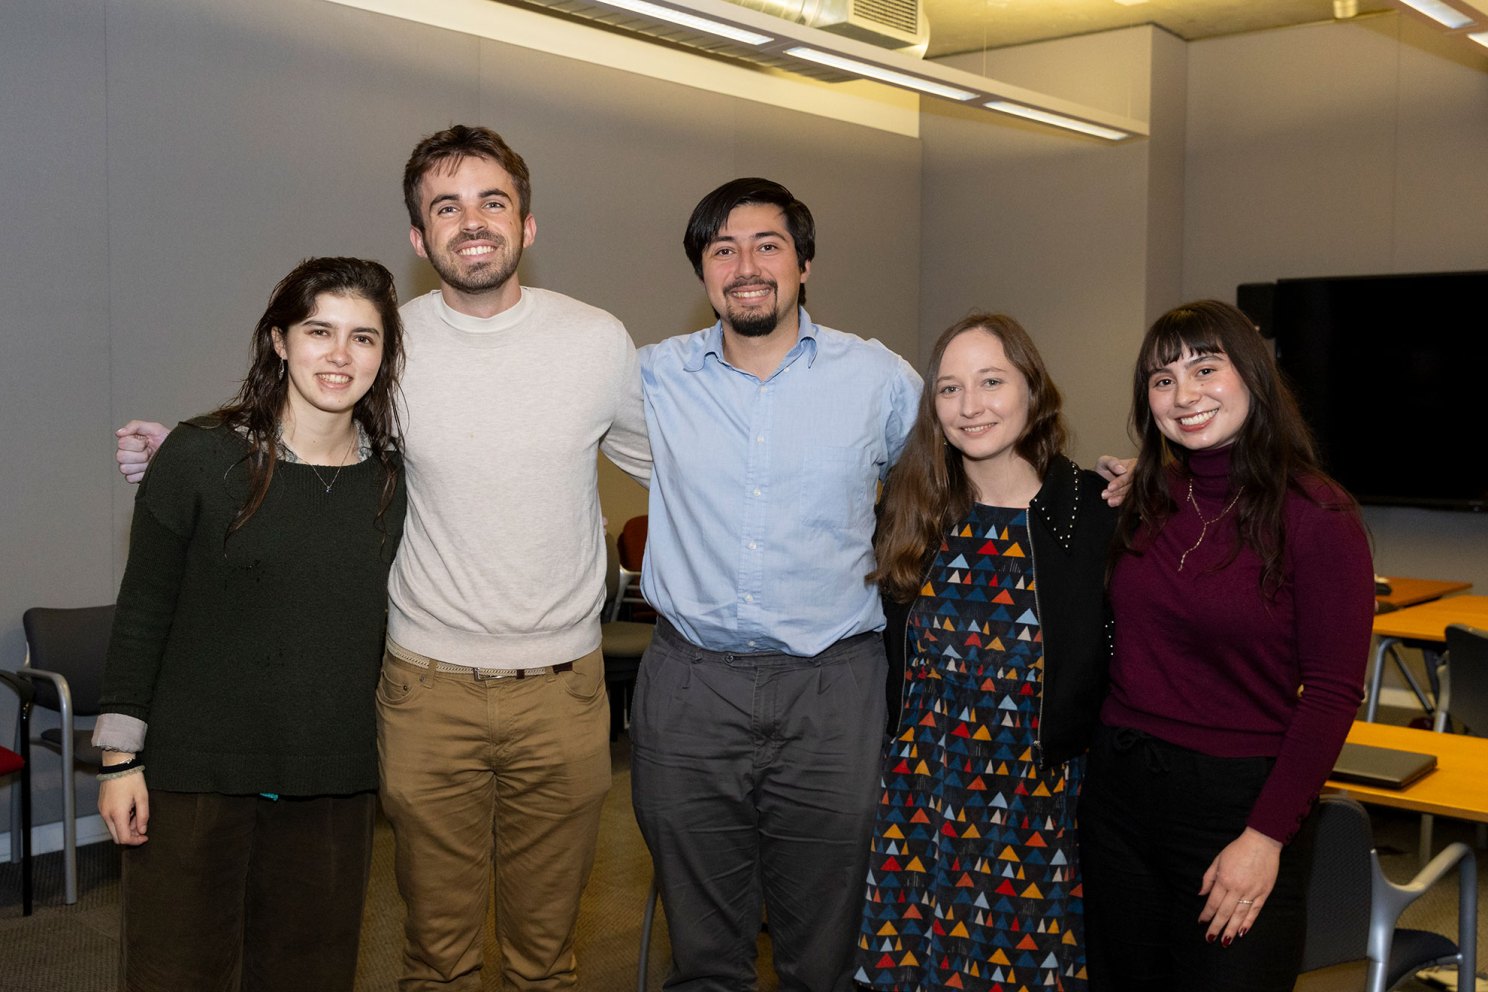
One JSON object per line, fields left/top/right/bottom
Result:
{"left": 1116, "top": 299, "right": 1352, "bottom": 592}
{"left": 871, "top": 313, "right": 1068, "bottom": 602}
{"left": 212, "top": 257, "right": 405, "bottom": 537}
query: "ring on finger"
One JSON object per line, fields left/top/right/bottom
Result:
{"left": 1237, "top": 898, "right": 1254, "bottom": 906}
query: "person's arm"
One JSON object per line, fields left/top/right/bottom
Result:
{"left": 601, "top": 336, "right": 652, "bottom": 488}
{"left": 883, "top": 354, "right": 923, "bottom": 470}
{"left": 115, "top": 420, "right": 171, "bottom": 484}
{"left": 95, "top": 429, "right": 202, "bottom": 844}
{"left": 1198, "top": 495, "right": 1374, "bottom": 944}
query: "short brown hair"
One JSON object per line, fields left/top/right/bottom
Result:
{"left": 402, "top": 125, "right": 532, "bottom": 232}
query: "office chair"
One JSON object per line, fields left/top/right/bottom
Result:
{"left": 20, "top": 604, "right": 115, "bottom": 906}
{"left": 1, "top": 670, "right": 35, "bottom": 915}
{"left": 1413, "top": 623, "right": 1488, "bottom": 862}
{"left": 611, "top": 516, "right": 652, "bottom": 623}
{"left": 1298, "top": 795, "right": 1476, "bottom": 992}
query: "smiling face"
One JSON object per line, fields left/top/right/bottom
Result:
{"left": 1146, "top": 348, "right": 1251, "bottom": 451}
{"left": 700, "top": 202, "right": 809, "bottom": 339}
{"left": 271, "top": 292, "right": 384, "bottom": 426}
{"left": 409, "top": 154, "right": 535, "bottom": 313}
{"left": 934, "top": 328, "right": 1032, "bottom": 474}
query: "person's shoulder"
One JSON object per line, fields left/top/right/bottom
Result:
{"left": 641, "top": 326, "right": 713, "bottom": 371}
{"left": 397, "top": 290, "right": 442, "bottom": 321}
{"left": 524, "top": 286, "right": 625, "bottom": 331}
{"left": 812, "top": 323, "right": 919, "bottom": 379}
{"left": 162, "top": 416, "right": 244, "bottom": 457}
{"left": 1289, "top": 472, "right": 1359, "bottom": 515}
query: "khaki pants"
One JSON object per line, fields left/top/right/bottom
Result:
{"left": 376, "top": 644, "right": 611, "bottom": 991}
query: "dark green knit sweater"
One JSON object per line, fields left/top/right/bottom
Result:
{"left": 101, "top": 418, "right": 405, "bottom": 796}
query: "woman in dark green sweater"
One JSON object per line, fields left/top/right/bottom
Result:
{"left": 93, "top": 257, "right": 406, "bottom": 992}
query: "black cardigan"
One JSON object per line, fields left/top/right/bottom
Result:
{"left": 881, "top": 455, "right": 1116, "bottom": 769}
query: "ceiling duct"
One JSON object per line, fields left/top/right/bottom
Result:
{"left": 725, "top": 0, "right": 929, "bottom": 56}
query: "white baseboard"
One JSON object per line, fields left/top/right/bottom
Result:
{"left": 1, "top": 814, "right": 112, "bottom": 863}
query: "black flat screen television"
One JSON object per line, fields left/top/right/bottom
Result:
{"left": 1260, "top": 270, "right": 1488, "bottom": 512}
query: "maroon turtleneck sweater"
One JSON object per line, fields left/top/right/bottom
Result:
{"left": 1103, "top": 445, "right": 1374, "bottom": 843}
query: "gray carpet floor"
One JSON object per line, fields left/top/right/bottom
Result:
{"left": 0, "top": 738, "right": 1479, "bottom": 992}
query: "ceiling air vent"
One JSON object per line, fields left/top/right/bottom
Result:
{"left": 727, "top": 0, "right": 929, "bottom": 55}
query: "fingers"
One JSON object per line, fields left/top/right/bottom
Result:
{"left": 135, "top": 789, "right": 150, "bottom": 837}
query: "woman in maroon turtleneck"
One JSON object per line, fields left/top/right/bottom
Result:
{"left": 1079, "top": 300, "right": 1374, "bottom": 992}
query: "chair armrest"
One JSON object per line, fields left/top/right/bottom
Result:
{"left": 0, "top": 670, "right": 36, "bottom": 706}
{"left": 14, "top": 668, "right": 73, "bottom": 720}
{"left": 1371, "top": 843, "right": 1477, "bottom": 986}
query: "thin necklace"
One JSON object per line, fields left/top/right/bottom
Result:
{"left": 288, "top": 432, "right": 359, "bottom": 495}
{"left": 1178, "top": 477, "right": 1242, "bottom": 571}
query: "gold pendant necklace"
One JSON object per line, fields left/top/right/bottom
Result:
{"left": 1177, "top": 477, "right": 1242, "bottom": 571}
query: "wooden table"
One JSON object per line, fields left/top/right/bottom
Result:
{"left": 1365, "top": 592, "right": 1487, "bottom": 723}
{"left": 1325, "top": 721, "right": 1488, "bottom": 824}
{"left": 1376, "top": 576, "right": 1473, "bottom": 611}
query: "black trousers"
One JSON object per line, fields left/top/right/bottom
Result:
{"left": 120, "top": 790, "right": 376, "bottom": 992}
{"left": 630, "top": 620, "right": 887, "bottom": 992}
{"left": 1078, "top": 726, "right": 1317, "bottom": 992}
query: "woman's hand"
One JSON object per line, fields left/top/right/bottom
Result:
{"left": 98, "top": 767, "right": 150, "bottom": 846}
{"left": 1197, "top": 827, "right": 1280, "bottom": 945}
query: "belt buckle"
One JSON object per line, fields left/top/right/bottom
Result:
{"left": 473, "top": 667, "right": 515, "bottom": 681}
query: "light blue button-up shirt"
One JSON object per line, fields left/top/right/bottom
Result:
{"left": 638, "top": 309, "right": 922, "bottom": 656}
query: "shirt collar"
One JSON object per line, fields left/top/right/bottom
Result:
{"left": 683, "top": 307, "right": 820, "bottom": 374}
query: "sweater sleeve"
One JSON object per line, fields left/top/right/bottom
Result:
{"left": 600, "top": 330, "right": 653, "bottom": 488}
{"left": 97, "top": 426, "right": 207, "bottom": 725}
{"left": 1246, "top": 491, "right": 1374, "bottom": 842}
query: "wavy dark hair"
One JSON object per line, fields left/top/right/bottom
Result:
{"left": 683, "top": 177, "right": 814, "bottom": 306}
{"left": 403, "top": 124, "right": 532, "bottom": 231}
{"left": 871, "top": 313, "right": 1068, "bottom": 602}
{"left": 211, "top": 256, "right": 404, "bottom": 537}
{"left": 1117, "top": 299, "right": 1354, "bottom": 593}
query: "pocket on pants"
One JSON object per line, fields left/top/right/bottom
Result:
{"left": 375, "top": 655, "right": 422, "bottom": 707}
{"left": 561, "top": 649, "right": 605, "bottom": 702}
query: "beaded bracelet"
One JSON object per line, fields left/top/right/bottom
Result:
{"left": 97, "top": 756, "right": 145, "bottom": 781}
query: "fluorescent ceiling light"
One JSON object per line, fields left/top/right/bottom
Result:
{"left": 784, "top": 46, "right": 978, "bottom": 101}
{"left": 984, "top": 100, "right": 1128, "bottom": 140}
{"left": 1396, "top": 0, "right": 1474, "bottom": 28}
{"left": 1471, "top": 29, "right": 1488, "bottom": 45}
{"left": 591, "top": 0, "right": 774, "bottom": 44}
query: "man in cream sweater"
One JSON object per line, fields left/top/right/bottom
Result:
{"left": 114, "top": 126, "right": 650, "bottom": 992}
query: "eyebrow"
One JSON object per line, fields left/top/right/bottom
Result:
{"left": 936, "top": 366, "right": 1006, "bottom": 383}
{"left": 428, "top": 188, "right": 511, "bottom": 211}
{"left": 709, "top": 229, "right": 787, "bottom": 247}
{"left": 301, "top": 318, "right": 381, "bottom": 336}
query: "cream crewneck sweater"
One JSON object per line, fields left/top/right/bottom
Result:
{"left": 387, "top": 288, "right": 650, "bottom": 668}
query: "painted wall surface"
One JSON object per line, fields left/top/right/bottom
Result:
{"left": 1182, "top": 15, "right": 1488, "bottom": 590}
{"left": 923, "top": 28, "right": 1184, "bottom": 467}
{"left": 0, "top": 0, "right": 919, "bottom": 839}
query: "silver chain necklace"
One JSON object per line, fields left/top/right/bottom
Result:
{"left": 286, "top": 433, "right": 359, "bottom": 495}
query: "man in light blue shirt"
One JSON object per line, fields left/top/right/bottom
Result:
{"left": 631, "top": 178, "right": 921, "bottom": 991}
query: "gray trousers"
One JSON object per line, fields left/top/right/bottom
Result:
{"left": 630, "top": 619, "right": 887, "bottom": 992}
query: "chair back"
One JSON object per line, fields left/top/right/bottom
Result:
{"left": 21, "top": 605, "right": 115, "bottom": 716}
{"left": 617, "top": 515, "right": 648, "bottom": 572}
{"left": 1443, "top": 624, "right": 1488, "bottom": 736}
{"left": 1299, "top": 796, "right": 1375, "bottom": 973}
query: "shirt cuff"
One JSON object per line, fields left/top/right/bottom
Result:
{"left": 92, "top": 713, "right": 147, "bottom": 753}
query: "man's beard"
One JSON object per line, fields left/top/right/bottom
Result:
{"left": 724, "top": 279, "right": 780, "bottom": 337}
{"left": 428, "top": 231, "right": 521, "bottom": 295}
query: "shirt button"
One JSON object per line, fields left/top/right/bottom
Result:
{"left": 748, "top": 640, "right": 757, "bottom": 648}
{"left": 753, "top": 488, "right": 761, "bottom": 497}
{"left": 744, "top": 594, "right": 754, "bottom": 603}
{"left": 756, "top": 435, "right": 765, "bottom": 443}
{"left": 748, "top": 541, "right": 757, "bottom": 550}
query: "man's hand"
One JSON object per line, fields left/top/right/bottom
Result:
{"left": 115, "top": 421, "right": 169, "bottom": 484}
{"left": 1095, "top": 455, "right": 1136, "bottom": 507}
